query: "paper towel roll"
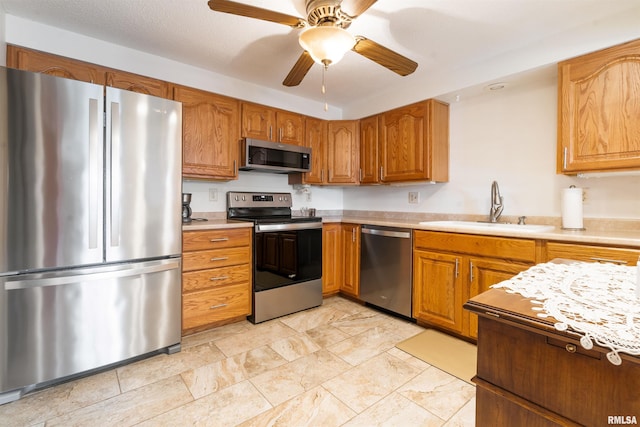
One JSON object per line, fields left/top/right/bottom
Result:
{"left": 562, "top": 186, "right": 584, "bottom": 230}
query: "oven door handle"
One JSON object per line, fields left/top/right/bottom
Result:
{"left": 256, "top": 222, "right": 323, "bottom": 233}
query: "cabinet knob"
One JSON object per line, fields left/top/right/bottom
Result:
{"left": 565, "top": 343, "right": 577, "bottom": 353}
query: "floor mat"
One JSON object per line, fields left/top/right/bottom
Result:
{"left": 396, "top": 329, "right": 477, "bottom": 385}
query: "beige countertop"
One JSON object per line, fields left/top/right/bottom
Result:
{"left": 182, "top": 212, "right": 640, "bottom": 248}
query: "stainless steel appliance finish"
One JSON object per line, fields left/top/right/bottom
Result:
{"left": 227, "top": 192, "right": 322, "bottom": 323}
{"left": 360, "top": 225, "right": 413, "bottom": 318}
{"left": 0, "top": 67, "right": 183, "bottom": 404}
{"left": 239, "top": 138, "right": 311, "bottom": 174}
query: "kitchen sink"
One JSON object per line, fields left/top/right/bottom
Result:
{"left": 419, "top": 220, "right": 555, "bottom": 233}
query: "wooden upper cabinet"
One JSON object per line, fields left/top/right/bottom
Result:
{"left": 558, "top": 38, "right": 640, "bottom": 173}
{"left": 241, "top": 102, "right": 305, "bottom": 145}
{"left": 359, "top": 114, "right": 380, "bottom": 184}
{"left": 241, "top": 102, "right": 274, "bottom": 141}
{"left": 326, "top": 120, "right": 360, "bottom": 185}
{"left": 7, "top": 45, "right": 105, "bottom": 85}
{"left": 173, "top": 84, "right": 240, "bottom": 180}
{"left": 105, "top": 70, "right": 169, "bottom": 98}
{"left": 301, "top": 116, "right": 327, "bottom": 184}
{"left": 277, "top": 110, "right": 305, "bottom": 146}
{"left": 379, "top": 99, "right": 449, "bottom": 183}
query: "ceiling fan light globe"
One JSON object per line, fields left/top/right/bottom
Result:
{"left": 298, "top": 26, "right": 355, "bottom": 66}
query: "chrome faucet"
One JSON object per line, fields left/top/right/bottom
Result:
{"left": 489, "top": 181, "right": 504, "bottom": 223}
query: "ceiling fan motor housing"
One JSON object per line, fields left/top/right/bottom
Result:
{"left": 306, "top": 0, "right": 352, "bottom": 27}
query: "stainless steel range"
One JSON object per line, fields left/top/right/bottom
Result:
{"left": 227, "top": 192, "right": 323, "bottom": 323}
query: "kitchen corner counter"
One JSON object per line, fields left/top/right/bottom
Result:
{"left": 322, "top": 215, "right": 640, "bottom": 248}
{"left": 182, "top": 219, "right": 253, "bottom": 231}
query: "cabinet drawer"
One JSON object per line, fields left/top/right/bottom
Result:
{"left": 414, "top": 231, "right": 536, "bottom": 263}
{"left": 183, "top": 228, "right": 251, "bottom": 251}
{"left": 183, "top": 246, "right": 251, "bottom": 271}
{"left": 182, "top": 283, "right": 250, "bottom": 330}
{"left": 182, "top": 265, "right": 250, "bottom": 293}
{"left": 546, "top": 242, "right": 640, "bottom": 265}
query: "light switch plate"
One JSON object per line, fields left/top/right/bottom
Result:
{"left": 408, "top": 191, "right": 420, "bottom": 204}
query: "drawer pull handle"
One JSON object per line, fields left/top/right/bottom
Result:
{"left": 566, "top": 344, "right": 577, "bottom": 353}
{"left": 210, "top": 238, "right": 229, "bottom": 242}
{"left": 209, "top": 303, "right": 228, "bottom": 310}
{"left": 210, "top": 276, "right": 229, "bottom": 281}
{"left": 210, "top": 257, "right": 229, "bottom": 261}
{"left": 589, "top": 257, "right": 627, "bottom": 265}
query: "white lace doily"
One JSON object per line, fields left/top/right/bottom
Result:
{"left": 492, "top": 261, "right": 640, "bottom": 365}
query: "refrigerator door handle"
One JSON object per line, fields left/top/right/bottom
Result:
{"left": 89, "top": 97, "right": 101, "bottom": 249}
{"left": 4, "top": 260, "right": 180, "bottom": 291}
{"left": 109, "top": 101, "right": 121, "bottom": 248}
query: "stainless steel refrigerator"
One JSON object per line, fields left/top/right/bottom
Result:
{"left": 0, "top": 67, "right": 183, "bottom": 404}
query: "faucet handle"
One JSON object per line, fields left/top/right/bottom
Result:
{"left": 518, "top": 216, "right": 527, "bottom": 225}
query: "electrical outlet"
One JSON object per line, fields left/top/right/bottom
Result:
{"left": 305, "top": 192, "right": 312, "bottom": 202}
{"left": 408, "top": 191, "right": 420, "bottom": 204}
{"left": 209, "top": 188, "right": 218, "bottom": 201}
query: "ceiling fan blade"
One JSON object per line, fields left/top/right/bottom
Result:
{"left": 340, "top": 0, "right": 377, "bottom": 18}
{"left": 207, "top": 0, "right": 304, "bottom": 27}
{"left": 283, "top": 51, "right": 315, "bottom": 87}
{"left": 353, "top": 37, "right": 418, "bottom": 76}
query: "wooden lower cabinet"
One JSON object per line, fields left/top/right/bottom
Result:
{"left": 545, "top": 241, "right": 640, "bottom": 265}
{"left": 182, "top": 227, "right": 252, "bottom": 334}
{"left": 468, "top": 290, "right": 640, "bottom": 426}
{"left": 321, "top": 223, "right": 361, "bottom": 298}
{"left": 341, "top": 223, "right": 361, "bottom": 297}
{"left": 413, "top": 230, "right": 537, "bottom": 339}
{"left": 322, "top": 224, "right": 342, "bottom": 296}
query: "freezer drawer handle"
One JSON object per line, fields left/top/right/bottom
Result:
{"left": 4, "top": 261, "right": 181, "bottom": 290}
{"left": 209, "top": 303, "right": 228, "bottom": 310}
{"left": 210, "top": 257, "right": 229, "bottom": 261}
{"left": 210, "top": 276, "right": 229, "bottom": 281}
{"left": 210, "top": 238, "right": 229, "bottom": 242}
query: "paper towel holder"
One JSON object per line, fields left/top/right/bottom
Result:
{"left": 561, "top": 185, "right": 586, "bottom": 231}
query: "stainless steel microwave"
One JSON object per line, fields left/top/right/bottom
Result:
{"left": 240, "top": 138, "right": 311, "bottom": 174}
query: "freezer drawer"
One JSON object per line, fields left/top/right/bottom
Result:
{"left": 0, "top": 259, "right": 181, "bottom": 400}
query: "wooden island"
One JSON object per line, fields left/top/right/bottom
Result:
{"left": 465, "top": 286, "right": 640, "bottom": 426}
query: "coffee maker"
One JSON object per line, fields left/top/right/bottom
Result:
{"left": 182, "top": 193, "right": 192, "bottom": 223}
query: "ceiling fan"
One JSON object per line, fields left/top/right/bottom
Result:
{"left": 207, "top": 0, "right": 418, "bottom": 87}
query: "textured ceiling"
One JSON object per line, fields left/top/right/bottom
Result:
{"left": 2, "top": 0, "right": 640, "bottom": 113}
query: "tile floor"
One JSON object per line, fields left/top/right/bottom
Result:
{"left": 0, "top": 296, "right": 476, "bottom": 426}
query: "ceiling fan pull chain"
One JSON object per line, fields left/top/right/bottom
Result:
{"left": 322, "top": 63, "right": 328, "bottom": 111}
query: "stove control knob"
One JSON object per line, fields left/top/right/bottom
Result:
{"left": 234, "top": 195, "right": 239, "bottom": 201}
{"left": 242, "top": 195, "right": 246, "bottom": 201}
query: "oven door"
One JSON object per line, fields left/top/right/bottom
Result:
{"left": 254, "top": 222, "right": 322, "bottom": 292}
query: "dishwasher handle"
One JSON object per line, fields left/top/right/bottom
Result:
{"left": 361, "top": 227, "right": 411, "bottom": 239}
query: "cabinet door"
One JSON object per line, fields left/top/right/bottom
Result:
{"left": 322, "top": 224, "right": 342, "bottom": 296}
{"left": 241, "top": 102, "right": 274, "bottom": 140}
{"left": 302, "top": 117, "right": 327, "bottom": 184}
{"left": 341, "top": 224, "right": 361, "bottom": 297}
{"left": 277, "top": 111, "right": 305, "bottom": 146}
{"left": 105, "top": 70, "right": 169, "bottom": 98}
{"left": 174, "top": 85, "right": 240, "bottom": 180}
{"left": 467, "top": 257, "right": 530, "bottom": 339}
{"left": 7, "top": 45, "right": 105, "bottom": 85}
{"left": 359, "top": 115, "right": 380, "bottom": 184}
{"left": 413, "top": 250, "right": 465, "bottom": 334}
{"left": 558, "top": 38, "right": 640, "bottom": 173}
{"left": 379, "top": 99, "right": 449, "bottom": 182}
{"left": 327, "top": 120, "right": 360, "bottom": 184}
{"left": 379, "top": 101, "right": 428, "bottom": 182}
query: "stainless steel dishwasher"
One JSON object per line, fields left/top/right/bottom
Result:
{"left": 360, "top": 225, "right": 413, "bottom": 318}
